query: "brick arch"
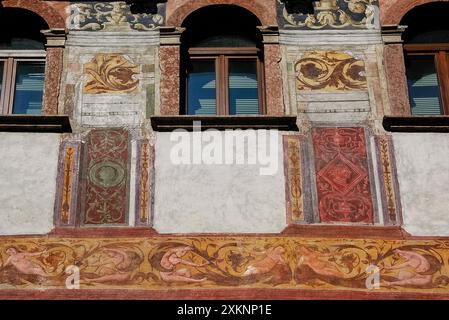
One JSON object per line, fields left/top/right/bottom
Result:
{"left": 166, "top": 0, "right": 275, "bottom": 26}
{"left": 2, "top": 0, "right": 66, "bottom": 29}
{"left": 381, "top": 0, "right": 449, "bottom": 25}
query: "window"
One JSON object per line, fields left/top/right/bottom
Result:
{"left": 402, "top": 3, "right": 449, "bottom": 115}
{"left": 0, "top": 8, "right": 48, "bottom": 115}
{"left": 405, "top": 45, "right": 449, "bottom": 115}
{"left": 181, "top": 5, "right": 265, "bottom": 115}
{"left": 187, "top": 45, "right": 264, "bottom": 115}
{"left": 0, "top": 57, "right": 46, "bottom": 115}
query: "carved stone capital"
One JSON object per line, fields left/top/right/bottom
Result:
{"left": 158, "top": 26, "right": 185, "bottom": 46}
{"left": 257, "top": 25, "right": 280, "bottom": 45}
{"left": 381, "top": 24, "right": 407, "bottom": 45}
{"left": 41, "top": 28, "right": 67, "bottom": 48}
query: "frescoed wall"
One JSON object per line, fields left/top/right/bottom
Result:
{"left": 0, "top": 0, "right": 449, "bottom": 299}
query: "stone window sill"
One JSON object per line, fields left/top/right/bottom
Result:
{"left": 0, "top": 115, "right": 72, "bottom": 133}
{"left": 383, "top": 116, "right": 449, "bottom": 133}
{"left": 150, "top": 116, "right": 299, "bottom": 131}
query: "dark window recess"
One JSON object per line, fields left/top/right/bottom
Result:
{"left": 0, "top": 8, "right": 48, "bottom": 115}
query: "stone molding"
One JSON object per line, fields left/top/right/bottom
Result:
{"left": 66, "top": 31, "right": 160, "bottom": 47}
{"left": 280, "top": 29, "right": 382, "bottom": 46}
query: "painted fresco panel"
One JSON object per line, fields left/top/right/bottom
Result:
{"left": 82, "top": 129, "right": 130, "bottom": 225}
{"left": 312, "top": 127, "right": 374, "bottom": 223}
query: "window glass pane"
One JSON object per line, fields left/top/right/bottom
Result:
{"left": 406, "top": 55, "right": 443, "bottom": 115}
{"left": 228, "top": 60, "right": 259, "bottom": 115}
{"left": 0, "top": 38, "right": 45, "bottom": 50}
{"left": 12, "top": 61, "right": 45, "bottom": 115}
{"left": 187, "top": 60, "right": 217, "bottom": 115}
{"left": 0, "top": 62, "right": 4, "bottom": 99}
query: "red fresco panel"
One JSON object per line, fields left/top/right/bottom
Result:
{"left": 312, "top": 127, "right": 374, "bottom": 224}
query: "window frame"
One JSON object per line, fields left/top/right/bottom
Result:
{"left": 0, "top": 50, "right": 46, "bottom": 115}
{"left": 185, "top": 46, "right": 266, "bottom": 115}
{"left": 0, "top": 58, "right": 7, "bottom": 113}
{"left": 404, "top": 43, "right": 449, "bottom": 115}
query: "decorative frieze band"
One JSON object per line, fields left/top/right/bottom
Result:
{"left": 1, "top": 235, "right": 449, "bottom": 294}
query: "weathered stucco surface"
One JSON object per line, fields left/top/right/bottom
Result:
{"left": 154, "top": 131, "right": 287, "bottom": 233}
{"left": 0, "top": 133, "right": 60, "bottom": 235}
{"left": 393, "top": 133, "right": 449, "bottom": 236}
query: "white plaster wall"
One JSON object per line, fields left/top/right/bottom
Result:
{"left": 393, "top": 133, "right": 449, "bottom": 236}
{"left": 0, "top": 133, "right": 60, "bottom": 235}
{"left": 154, "top": 131, "right": 287, "bottom": 233}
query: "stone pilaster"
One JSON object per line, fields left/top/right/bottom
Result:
{"left": 41, "top": 28, "right": 66, "bottom": 115}
{"left": 382, "top": 24, "right": 410, "bottom": 116}
{"left": 159, "top": 26, "right": 184, "bottom": 115}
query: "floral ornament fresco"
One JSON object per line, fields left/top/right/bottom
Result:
{"left": 84, "top": 54, "right": 140, "bottom": 94}
{"left": 83, "top": 129, "right": 129, "bottom": 225}
{"left": 67, "top": 2, "right": 165, "bottom": 32}
{"left": 295, "top": 51, "right": 367, "bottom": 91}
{"left": 284, "top": 136, "right": 305, "bottom": 222}
{"left": 277, "top": 0, "right": 378, "bottom": 29}
{"left": 1, "top": 236, "right": 449, "bottom": 293}
{"left": 312, "top": 127, "right": 374, "bottom": 224}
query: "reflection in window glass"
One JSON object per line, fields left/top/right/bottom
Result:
{"left": 406, "top": 55, "right": 443, "bottom": 115}
{"left": 187, "top": 60, "right": 217, "bottom": 115}
{"left": 12, "top": 61, "right": 45, "bottom": 114}
{"left": 0, "top": 38, "right": 45, "bottom": 50}
{"left": 228, "top": 60, "right": 259, "bottom": 115}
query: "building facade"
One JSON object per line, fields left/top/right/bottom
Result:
{"left": 0, "top": 0, "right": 449, "bottom": 299}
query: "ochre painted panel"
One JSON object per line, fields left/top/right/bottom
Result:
{"left": 83, "top": 54, "right": 140, "bottom": 94}
{"left": 295, "top": 51, "right": 367, "bottom": 91}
